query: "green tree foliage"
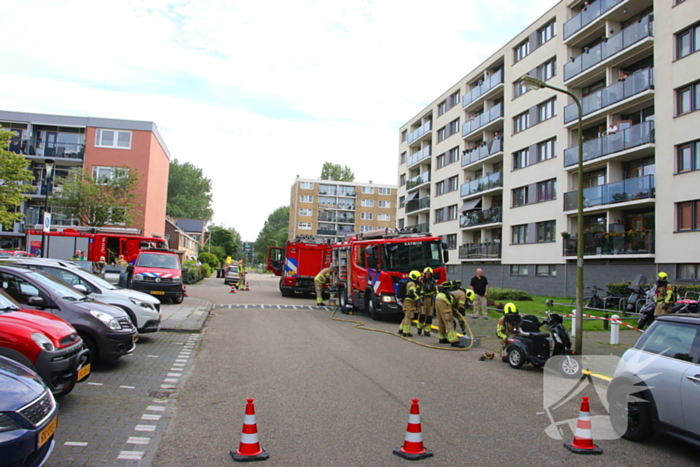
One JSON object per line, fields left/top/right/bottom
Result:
{"left": 0, "top": 129, "right": 32, "bottom": 228}
{"left": 207, "top": 224, "right": 240, "bottom": 258}
{"left": 197, "top": 252, "right": 219, "bottom": 269}
{"left": 254, "top": 206, "right": 289, "bottom": 264}
{"left": 320, "top": 162, "right": 354, "bottom": 181}
{"left": 52, "top": 166, "right": 139, "bottom": 227}
{"left": 167, "top": 159, "right": 213, "bottom": 221}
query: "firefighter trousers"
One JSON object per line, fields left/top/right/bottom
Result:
{"left": 436, "top": 303, "right": 458, "bottom": 343}
{"left": 401, "top": 300, "right": 416, "bottom": 334}
{"left": 418, "top": 295, "right": 435, "bottom": 332}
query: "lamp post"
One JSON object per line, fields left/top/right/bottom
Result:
{"left": 40, "top": 159, "right": 55, "bottom": 259}
{"left": 520, "top": 75, "right": 584, "bottom": 355}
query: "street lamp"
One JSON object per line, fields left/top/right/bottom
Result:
{"left": 40, "top": 159, "right": 55, "bottom": 259}
{"left": 520, "top": 75, "right": 584, "bottom": 355}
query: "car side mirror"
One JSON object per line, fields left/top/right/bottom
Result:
{"left": 73, "top": 284, "right": 88, "bottom": 293}
{"left": 27, "top": 296, "right": 45, "bottom": 307}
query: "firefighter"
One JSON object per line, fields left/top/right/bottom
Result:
{"left": 654, "top": 272, "right": 675, "bottom": 315}
{"left": 443, "top": 280, "right": 473, "bottom": 334}
{"left": 116, "top": 254, "right": 129, "bottom": 269}
{"left": 398, "top": 270, "right": 421, "bottom": 337}
{"left": 417, "top": 267, "right": 437, "bottom": 337}
{"left": 238, "top": 258, "right": 247, "bottom": 290}
{"left": 314, "top": 266, "right": 335, "bottom": 306}
{"left": 497, "top": 303, "right": 521, "bottom": 358}
{"left": 435, "top": 283, "right": 465, "bottom": 348}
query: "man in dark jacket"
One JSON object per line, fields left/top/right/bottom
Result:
{"left": 470, "top": 268, "right": 489, "bottom": 319}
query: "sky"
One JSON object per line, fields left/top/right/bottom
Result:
{"left": 0, "top": 0, "right": 558, "bottom": 241}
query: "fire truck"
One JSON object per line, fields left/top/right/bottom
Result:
{"left": 331, "top": 229, "right": 449, "bottom": 320}
{"left": 267, "top": 236, "right": 331, "bottom": 297}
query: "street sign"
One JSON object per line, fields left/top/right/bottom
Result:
{"left": 43, "top": 212, "right": 51, "bottom": 233}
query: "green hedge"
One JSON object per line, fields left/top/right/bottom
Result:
{"left": 182, "top": 267, "right": 202, "bottom": 284}
{"left": 488, "top": 287, "right": 533, "bottom": 301}
{"left": 198, "top": 252, "right": 219, "bottom": 269}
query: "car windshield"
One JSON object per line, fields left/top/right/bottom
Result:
{"left": 635, "top": 321, "right": 700, "bottom": 362}
{"left": 380, "top": 240, "right": 444, "bottom": 273}
{"left": 0, "top": 291, "right": 21, "bottom": 311}
{"left": 136, "top": 253, "right": 180, "bottom": 269}
{"left": 69, "top": 267, "right": 118, "bottom": 290}
{"left": 25, "top": 270, "right": 87, "bottom": 301}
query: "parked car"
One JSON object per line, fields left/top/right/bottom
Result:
{"left": 0, "top": 355, "right": 58, "bottom": 467}
{"left": 128, "top": 249, "right": 185, "bottom": 304}
{"left": 0, "top": 250, "right": 33, "bottom": 257}
{"left": 0, "top": 265, "right": 138, "bottom": 363}
{"left": 224, "top": 264, "right": 240, "bottom": 286}
{"left": 0, "top": 290, "right": 89, "bottom": 396}
{"left": 607, "top": 314, "right": 700, "bottom": 448}
{"left": 1, "top": 257, "right": 162, "bottom": 333}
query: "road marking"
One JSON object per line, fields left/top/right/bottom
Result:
{"left": 87, "top": 382, "right": 103, "bottom": 386}
{"left": 173, "top": 363, "right": 185, "bottom": 367}
{"left": 175, "top": 359, "right": 187, "bottom": 363}
{"left": 160, "top": 384, "right": 177, "bottom": 389}
{"left": 127, "top": 437, "right": 151, "bottom": 445}
{"left": 141, "top": 414, "right": 161, "bottom": 421}
{"left": 64, "top": 441, "right": 88, "bottom": 447}
{"left": 167, "top": 373, "right": 181, "bottom": 377}
{"left": 118, "top": 451, "right": 145, "bottom": 460}
{"left": 135, "top": 425, "right": 156, "bottom": 432}
{"left": 120, "top": 385, "right": 135, "bottom": 389}
{"left": 164, "top": 378, "right": 179, "bottom": 383}
{"left": 146, "top": 405, "right": 165, "bottom": 411}
{"left": 583, "top": 370, "right": 613, "bottom": 382}
{"left": 147, "top": 355, "right": 159, "bottom": 358}
{"left": 169, "top": 367, "right": 183, "bottom": 372}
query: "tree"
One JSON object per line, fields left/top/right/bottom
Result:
{"left": 167, "top": 159, "right": 213, "bottom": 221}
{"left": 206, "top": 224, "right": 240, "bottom": 258}
{"left": 0, "top": 130, "right": 32, "bottom": 229}
{"left": 53, "top": 166, "right": 140, "bottom": 227}
{"left": 320, "top": 162, "right": 354, "bottom": 181}
{"left": 254, "top": 206, "right": 289, "bottom": 264}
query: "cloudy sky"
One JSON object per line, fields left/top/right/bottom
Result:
{"left": 0, "top": 0, "right": 558, "bottom": 240}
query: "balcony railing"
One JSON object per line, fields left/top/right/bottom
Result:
{"left": 459, "top": 207, "right": 502, "bottom": 228}
{"left": 460, "top": 172, "right": 503, "bottom": 198}
{"left": 9, "top": 139, "right": 85, "bottom": 160}
{"left": 564, "top": 121, "right": 654, "bottom": 167}
{"left": 564, "top": 68, "right": 654, "bottom": 124}
{"left": 407, "top": 145, "right": 431, "bottom": 167}
{"left": 407, "top": 121, "right": 432, "bottom": 144}
{"left": 405, "top": 196, "right": 431, "bottom": 213}
{"left": 564, "top": 16, "right": 653, "bottom": 82}
{"left": 462, "top": 104, "right": 503, "bottom": 138}
{"left": 563, "top": 0, "right": 625, "bottom": 40}
{"left": 405, "top": 222, "right": 430, "bottom": 233}
{"left": 458, "top": 242, "right": 502, "bottom": 259}
{"left": 563, "top": 230, "right": 655, "bottom": 256}
{"left": 317, "top": 229, "right": 337, "bottom": 236}
{"left": 337, "top": 215, "right": 355, "bottom": 223}
{"left": 462, "top": 69, "right": 504, "bottom": 108}
{"left": 563, "top": 175, "right": 655, "bottom": 211}
{"left": 461, "top": 138, "right": 503, "bottom": 167}
{"left": 406, "top": 172, "right": 431, "bottom": 191}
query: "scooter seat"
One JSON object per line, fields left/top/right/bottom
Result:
{"left": 524, "top": 332, "right": 550, "bottom": 338}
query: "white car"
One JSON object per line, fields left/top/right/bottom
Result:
{"left": 0, "top": 258, "right": 162, "bottom": 333}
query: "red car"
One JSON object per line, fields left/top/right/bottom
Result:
{"left": 0, "top": 250, "right": 33, "bottom": 257}
{"left": 0, "top": 289, "right": 89, "bottom": 396}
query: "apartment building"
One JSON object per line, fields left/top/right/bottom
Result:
{"left": 0, "top": 110, "right": 170, "bottom": 249}
{"left": 398, "top": 0, "right": 700, "bottom": 295}
{"left": 289, "top": 177, "right": 397, "bottom": 241}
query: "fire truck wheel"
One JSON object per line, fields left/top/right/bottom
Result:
{"left": 279, "top": 278, "right": 292, "bottom": 297}
{"left": 339, "top": 287, "right": 348, "bottom": 308}
{"left": 366, "top": 291, "right": 380, "bottom": 321}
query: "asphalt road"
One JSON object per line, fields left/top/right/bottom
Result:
{"left": 152, "top": 273, "right": 698, "bottom": 467}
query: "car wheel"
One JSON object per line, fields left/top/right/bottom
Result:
{"left": 171, "top": 293, "right": 184, "bottom": 304}
{"left": 339, "top": 287, "right": 348, "bottom": 308}
{"left": 507, "top": 347, "right": 525, "bottom": 369}
{"left": 80, "top": 333, "right": 98, "bottom": 365}
{"left": 559, "top": 355, "right": 581, "bottom": 378}
{"left": 367, "top": 292, "right": 379, "bottom": 321}
{"left": 609, "top": 386, "right": 653, "bottom": 441}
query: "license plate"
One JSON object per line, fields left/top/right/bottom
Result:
{"left": 77, "top": 363, "right": 90, "bottom": 381}
{"left": 151, "top": 291, "right": 165, "bottom": 295}
{"left": 38, "top": 415, "right": 58, "bottom": 448}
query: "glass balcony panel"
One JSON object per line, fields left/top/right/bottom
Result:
{"left": 407, "top": 145, "right": 432, "bottom": 167}
{"left": 564, "top": 175, "right": 655, "bottom": 210}
{"left": 405, "top": 196, "right": 431, "bottom": 213}
{"left": 406, "top": 172, "right": 431, "bottom": 190}
{"left": 406, "top": 222, "right": 430, "bottom": 233}
{"left": 462, "top": 103, "right": 502, "bottom": 138}
{"left": 407, "top": 121, "right": 432, "bottom": 144}
{"left": 459, "top": 207, "right": 502, "bottom": 228}
{"left": 460, "top": 172, "right": 503, "bottom": 197}
{"left": 563, "top": 0, "right": 624, "bottom": 40}
{"left": 564, "top": 121, "right": 654, "bottom": 167}
{"left": 459, "top": 242, "right": 502, "bottom": 260}
{"left": 563, "top": 230, "right": 655, "bottom": 256}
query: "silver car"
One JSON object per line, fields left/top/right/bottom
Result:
{"left": 0, "top": 258, "right": 162, "bottom": 333}
{"left": 607, "top": 314, "right": 700, "bottom": 447}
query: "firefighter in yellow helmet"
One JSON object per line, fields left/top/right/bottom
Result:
{"left": 654, "top": 272, "right": 676, "bottom": 315}
{"left": 497, "top": 303, "right": 521, "bottom": 358}
{"left": 435, "top": 283, "right": 465, "bottom": 348}
{"left": 398, "top": 270, "right": 421, "bottom": 337}
{"left": 416, "top": 267, "right": 437, "bottom": 337}
{"left": 314, "top": 266, "right": 335, "bottom": 306}
{"left": 442, "top": 280, "right": 473, "bottom": 334}
{"left": 237, "top": 257, "right": 247, "bottom": 290}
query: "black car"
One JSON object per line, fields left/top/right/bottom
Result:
{"left": 0, "top": 266, "right": 138, "bottom": 363}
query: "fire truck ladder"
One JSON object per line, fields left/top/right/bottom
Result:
{"left": 332, "top": 245, "right": 352, "bottom": 310}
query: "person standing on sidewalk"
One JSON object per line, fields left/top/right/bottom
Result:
{"left": 470, "top": 268, "right": 489, "bottom": 319}
{"left": 314, "top": 266, "right": 335, "bottom": 306}
{"left": 237, "top": 258, "right": 247, "bottom": 290}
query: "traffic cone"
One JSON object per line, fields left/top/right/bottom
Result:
{"left": 245, "top": 281, "right": 250, "bottom": 291}
{"left": 230, "top": 284, "right": 237, "bottom": 294}
{"left": 231, "top": 398, "right": 269, "bottom": 462}
{"left": 393, "top": 398, "right": 433, "bottom": 460}
{"left": 183, "top": 286, "right": 188, "bottom": 297}
{"left": 564, "top": 397, "right": 603, "bottom": 455}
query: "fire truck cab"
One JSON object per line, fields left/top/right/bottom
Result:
{"left": 267, "top": 236, "right": 331, "bottom": 297}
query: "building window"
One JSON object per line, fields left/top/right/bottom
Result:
{"left": 377, "top": 213, "right": 391, "bottom": 222}
{"left": 447, "top": 147, "right": 459, "bottom": 164}
{"left": 677, "top": 82, "right": 700, "bottom": 115}
{"left": 537, "top": 179, "right": 556, "bottom": 202}
{"left": 513, "top": 149, "right": 529, "bottom": 170}
{"left": 298, "top": 222, "right": 312, "bottom": 230}
{"left": 513, "top": 112, "right": 530, "bottom": 133}
{"left": 512, "top": 225, "right": 528, "bottom": 244}
{"left": 379, "top": 187, "right": 391, "bottom": 195}
{"left": 677, "top": 200, "right": 700, "bottom": 231}
{"left": 447, "top": 176, "right": 458, "bottom": 192}
{"left": 677, "top": 140, "right": 700, "bottom": 173}
{"left": 435, "top": 209, "right": 445, "bottom": 223}
{"left": 447, "top": 205, "right": 458, "bottom": 220}
{"left": 300, "top": 195, "right": 313, "bottom": 203}
{"left": 400, "top": 152, "right": 406, "bottom": 164}
{"left": 510, "top": 265, "right": 528, "bottom": 275}
{"left": 445, "top": 234, "right": 457, "bottom": 250}
{"left": 438, "top": 100, "right": 447, "bottom": 116}
{"left": 677, "top": 264, "right": 699, "bottom": 281}
{"left": 538, "top": 98, "right": 556, "bottom": 122}
{"left": 401, "top": 130, "right": 407, "bottom": 142}
{"left": 536, "top": 264, "right": 557, "bottom": 276}
{"left": 92, "top": 166, "right": 127, "bottom": 184}
{"left": 299, "top": 208, "right": 312, "bottom": 216}
{"left": 677, "top": 23, "right": 700, "bottom": 59}
{"left": 361, "top": 199, "right": 374, "bottom": 207}
{"left": 448, "top": 118, "right": 460, "bottom": 136}
{"left": 360, "top": 225, "right": 374, "bottom": 232}
{"left": 539, "top": 57, "right": 556, "bottom": 81}
{"left": 300, "top": 181, "right": 314, "bottom": 189}
{"left": 378, "top": 200, "right": 391, "bottom": 208}
{"left": 514, "top": 80, "right": 529, "bottom": 98}
{"left": 400, "top": 174, "right": 406, "bottom": 186}
{"left": 537, "top": 221, "right": 555, "bottom": 242}
{"left": 539, "top": 20, "right": 556, "bottom": 45}
{"left": 360, "top": 212, "right": 373, "bottom": 220}
{"left": 450, "top": 91, "right": 460, "bottom": 107}
{"left": 512, "top": 187, "right": 528, "bottom": 207}
{"left": 514, "top": 39, "right": 530, "bottom": 62}
{"left": 95, "top": 129, "right": 131, "bottom": 149}
{"left": 538, "top": 138, "right": 556, "bottom": 162}
{"left": 362, "top": 186, "right": 374, "bottom": 194}
{"left": 437, "top": 127, "right": 447, "bottom": 142}
{"left": 436, "top": 180, "right": 445, "bottom": 196}
{"left": 399, "top": 196, "right": 405, "bottom": 208}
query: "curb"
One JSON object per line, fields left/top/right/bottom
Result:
{"left": 160, "top": 299, "right": 213, "bottom": 333}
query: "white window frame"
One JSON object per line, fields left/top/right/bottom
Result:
{"left": 361, "top": 199, "right": 374, "bottom": 207}
{"left": 360, "top": 225, "right": 374, "bottom": 232}
{"left": 378, "top": 200, "right": 391, "bottom": 208}
{"left": 360, "top": 212, "right": 374, "bottom": 220}
{"left": 362, "top": 186, "right": 374, "bottom": 194}
{"left": 298, "top": 222, "right": 312, "bottom": 230}
{"left": 300, "top": 195, "right": 314, "bottom": 203}
{"left": 300, "top": 182, "right": 314, "bottom": 189}
{"left": 378, "top": 187, "right": 391, "bottom": 195}
{"left": 299, "top": 208, "right": 312, "bottom": 216}
{"left": 95, "top": 128, "right": 132, "bottom": 150}
{"left": 377, "top": 213, "right": 390, "bottom": 222}
{"left": 92, "top": 166, "right": 127, "bottom": 184}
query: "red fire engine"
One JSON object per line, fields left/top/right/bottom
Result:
{"left": 332, "top": 229, "right": 448, "bottom": 320}
{"left": 267, "top": 236, "right": 331, "bottom": 297}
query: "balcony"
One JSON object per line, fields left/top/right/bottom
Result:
{"left": 563, "top": 230, "right": 655, "bottom": 257}
{"left": 460, "top": 172, "right": 503, "bottom": 198}
{"left": 563, "top": 16, "right": 653, "bottom": 82}
{"left": 10, "top": 139, "right": 85, "bottom": 160}
{"left": 462, "top": 138, "right": 503, "bottom": 168}
{"left": 563, "top": 0, "right": 625, "bottom": 40}
{"left": 462, "top": 104, "right": 503, "bottom": 139}
{"left": 459, "top": 207, "right": 502, "bottom": 228}
{"left": 405, "top": 196, "right": 430, "bottom": 214}
{"left": 462, "top": 69, "right": 504, "bottom": 109}
{"left": 317, "top": 229, "right": 337, "bottom": 236}
{"left": 405, "top": 222, "right": 430, "bottom": 233}
{"left": 564, "top": 68, "right": 654, "bottom": 124}
{"left": 563, "top": 121, "right": 654, "bottom": 167}
{"left": 458, "top": 242, "right": 502, "bottom": 260}
{"left": 563, "top": 175, "right": 655, "bottom": 211}
{"left": 407, "top": 121, "right": 432, "bottom": 145}
{"left": 337, "top": 215, "right": 355, "bottom": 223}
{"left": 406, "top": 172, "right": 430, "bottom": 191}
{"left": 407, "top": 145, "right": 432, "bottom": 168}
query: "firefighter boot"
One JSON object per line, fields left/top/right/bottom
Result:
{"left": 423, "top": 316, "right": 432, "bottom": 337}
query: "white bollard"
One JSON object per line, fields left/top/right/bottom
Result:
{"left": 610, "top": 314, "right": 620, "bottom": 345}
{"left": 571, "top": 309, "right": 577, "bottom": 338}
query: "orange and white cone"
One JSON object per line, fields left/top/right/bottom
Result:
{"left": 564, "top": 396, "right": 603, "bottom": 455}
{"left": 393, "top": 398, "right": 433, "bottom": 460}
{"left": 245, "top": 281, "right": 250, "bottom": 291}
{"left": 183, "top": 286, "right": 188, "bottom": 297}
{"left": 230, "top": 284, "right": 237, "bottom": 294}
{"left": 231, "top": 398, "right": 269, "bottom": 462}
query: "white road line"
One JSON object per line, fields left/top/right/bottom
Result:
{"left": 173, "top": 363, "right": 185, "bottom": 367}
{"left": 127, "top": 437, "right": 151, "bottom": 445}
{"left": 120, "top": 385, "right": 135, "bottom": 389}
{"left": 63, "top": 441, "right": 88, "bottom": 447}
{"left": 87, "top": 382, "right": 103, "bottom": 386}
{"left": 167, "top": 373, "right": 181, "bottom": 377}
{"left": 118, "top": 451, "right": 145, "bottom": 460}
{"left": 135, "top": 425, "right": 156, "bottom": 432}
{"left": 160, "top": 384, "right": 177, "bottom": 389}
{"left": 147, "top": 355, "right": 159, "bottom": 358}
{"left": 293, "top": 305, "right": 298, "bottom": 310}
{"left": 146, "top": 406, "right": 165, "bottom": 412}
{"left": 141, "top": 414, "right": 161, "bottom": 421}
{"left": 164, "top": 378, "right": 179, "bottom": 383}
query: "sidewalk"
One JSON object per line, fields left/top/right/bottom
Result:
{"left": 159, "top": 296, "right": 213, "bottom": 332}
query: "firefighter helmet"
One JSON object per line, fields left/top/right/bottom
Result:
{"left": 504, "top": 303, "right": 518, "bottom": 314}
{"left": 465, "top": 289, "right": 475, "bottom": 301}
{"left": 657, "top": 272, "right": 668, "bottom": 281}
{"left": 409, "top": 270, "right": 421, "bottom": 281}
{"left": 423, "top": 267, "right": 434, "bottom": 275}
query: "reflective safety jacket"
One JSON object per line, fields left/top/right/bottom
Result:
{"left": 315, "top": 267, "right": 333, "bottom": 284}
{"left": 405, "top": 280, "right": 421, "bottom": 302}
{"left": 654, "top": 283, "right": 675, "bottom": 305}
{"left": 420, "top": 276, "right": 437, "bottom": 297}
{"left": 436, "top": 292, "right": 455, "bottom": 309}
{"left": 449, "top": 289, "right": 469, "bottom": 312}
{"left": 496, "top": 316, "right": 519, "bottom": 341}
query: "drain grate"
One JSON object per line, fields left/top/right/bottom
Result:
{"left": 148, "top": 390, "right": 172, "bottom": 398}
